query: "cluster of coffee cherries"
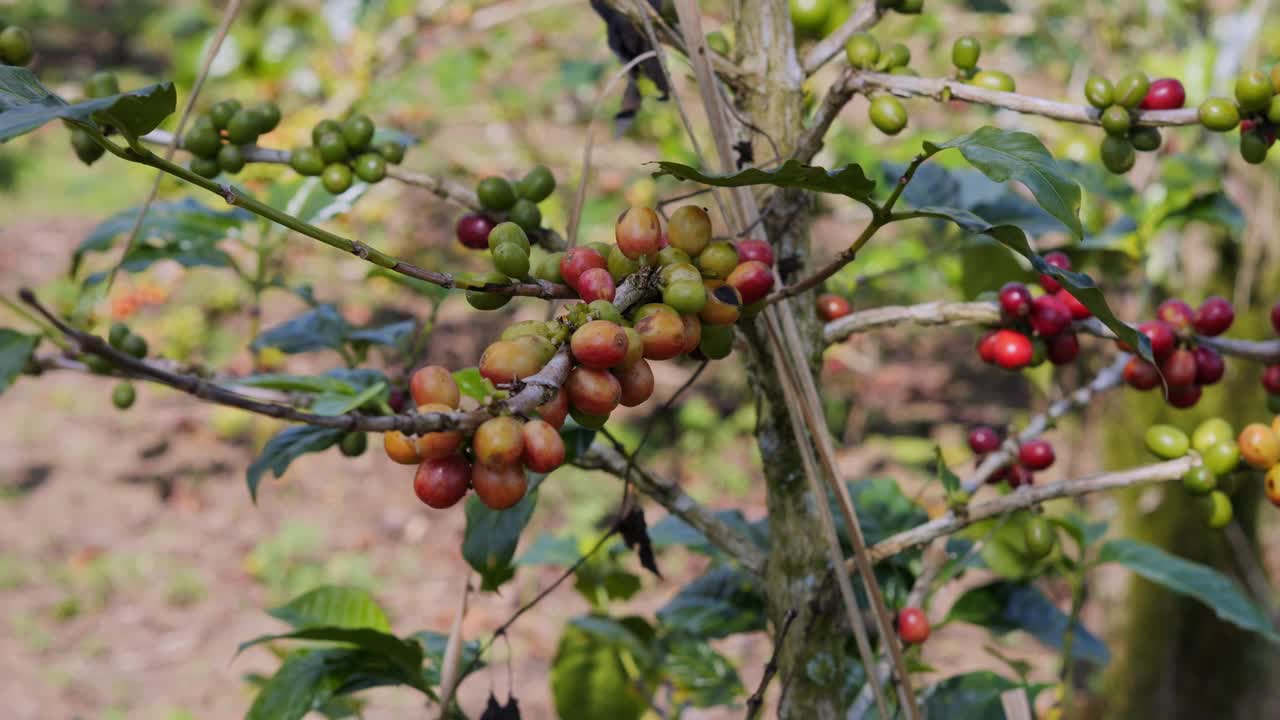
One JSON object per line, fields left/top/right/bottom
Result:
{"left": 1144, "top": 415, "right": 1280, "bottom": 528}
{"left": 976, "top": 252, "right": 1088, "bottom": 370}
{"left": 789, "top": 0, "right": 922, "bottom": 43}
{"left": 843, "top": 33, "right": 913, "bottom": 135}
{"left": 1084, "top": 73, "right": 1183, "bottom": 173}
{"left": 950, "top": 36, "right": 1016, "bottom": 94}
{"left": 968, "top": 425, "right": 1057, "bottom": 489}
{"left": 1261, "top": 301, "right": 1280, "bottom": 412}
{"left": 1199, "top": 66, "right": 1280, "bottom": 164}
{"left": 455, "top": 167, "right": 557, "bottom": 250}
{"left": 79, "top": 322, "right": 151, "bottom": 412}
{"left": 816, "top": 293, "right": 852, "bottom": 322}
{"left": 67, "top": 72, "right": 124, "bottom": 166}
{"left": 1119, "top": 296, "right": 1236, "bottom": 409}
{"left": 0, "top": 21, "right": 32, "bottom": 66}
{"left": 382, "top": 365, "right": 566, "bottom": 511}
{"left": 287, "top": 115, "right": 404, "bottom": 194}
{"left": 177, "top": 99, "right": 282, "bottom": 179}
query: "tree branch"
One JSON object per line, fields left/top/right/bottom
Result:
{"left": 800, "top": 0, "right": 885, "bottom": 74}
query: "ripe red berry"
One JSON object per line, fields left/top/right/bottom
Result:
{"left": 1159, "top": 348, "right": 1198, "bottom": 387}
{"left": 1192, "top": 296, "right": 1234, "bottom": 336}
{"left": 977, "top": 330, "right": 1000, "bottom": 364}
{"left": 1047, "top": 332, "right": 1080, "bottom": 365}
{"left": 576, "top": 267, "right": 616, "bottom": 303}
{"left": 998, "top": 282, "right": 1033, "bottom": 319}
{"left": 1039, "top": 252, "right": 1071, "bottom": 293}
{"left": 456, "top": 213, "right": 496, "bottom": 250}
{"left": 571, "top": 320, "right": 629, "bottom": 369}
{"left": 725, "top": 260, "right": 775, "bottom": 304}
{"left": 968, "top": 426, "right": 1001, "bottom": 454}
{"left": 1140, "top": 78, "right": 1186, "bottom": 110}
{"left": 559, "top": 247, "right": 607, "bottom": 290}
{"left": 1263, "top": 364, "right": 1280, "bottom": 394}
{"left": 1124, "top": 356, "right": 1161, "bottom": 390}
{"left": 479, "top": 339, "right": 545, "bottom": 385}
{"left": 613, "top": 358, "right": 655, "bottom": 407}
{"left": 896, "top": 607, "right": 929, "bottom": 644}
{"left": 1166, "top": 383, "right": 1202, "bottom": 409}
{"left": 1005, "top": 463, "right": 1033, "bottom": 488}
{"left": 536, "top": 387, "right": 570, "bottom": 429}
{"left": 521, "top": 419, "right": 566, "bottom": 473}
{"left": 473, "top": 416, "right": 525, "bottom": 467}
{"left": 1055, "top": 289, "right": 1091, "bottom": 320}
{"left": 1192, "top": 346, "right": 1225, "bottom": 385}
{"left": 1135, "top": 320, "right": 1177, "bottom": 360}
{"left": 1019, "top": 440, "right": 1055, "bottom": 471}
{"left": 410, "top": 365, "right": 461, "bottom": 408}
{"left": 413, "top": 455, "right": 471, "bottom": 509}
{"left": 1156, "top": 298, "right": 1195, "bottom": 332}
{"left": 736, "top": 239, "right": 775, "bottom": 266}
{"left": 1030, "top": 294, "right": 1072, "bottom": 337}
{"left": 1271, "top": 301, "right": 1280, "bottom": 335}
{"left": 616, "top": 206, "right": 662, "bottom": 259}
{"left": 565, "top": 365, "right": 622, "bottom": 415}
{"left": 634, "top": 306, "right": 687, "bottom": 360}
{"left": 816, "top": 294, "right": 851, "bottom": 321}
{"left": 471, "top": 463, "right": 529, "bottom": 510}
{"left": 989, "top": 329, "right": 1033, "bottom": 370}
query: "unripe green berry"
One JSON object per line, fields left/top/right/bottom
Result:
{"left": 882, "top": 43, "right": 910, "bottom": 70}
{"left": 321, "top": 163, "right": 353, "bottom": 194}
{"left": 189, "top": 156, "right": 221, "bottom": 179}
{"left": 217, "top": 144, "right": 246, "bottom": 174}
{"left": 112, "top": 382, "right": 136, "bottom": 410}
{"left": 183, "top": 126, "right": 222, "bottom": 159}
{"left": 970, "top": 70, "right": 1015, "bottom": 92}
{"left": 316, "top": 132, "right": 349, "bottom": 164}
{"left": 85, "top": 71, "right": 120, "bottom": 99}
{"left": 517, "top": 165, "right": 556, "bottom": 202}
{"left": 1198, "top": 98, "right": 1240, "bottom": 132}
{"left": 476, "top": 177, "right": 517, "bottom": 211}
{"left": 289, "top": 147, "right": 325, "bottom": 176}
{"left": 1100, "top": 105, "right": 1132, "bottom": 137}
{"left": 1114, "top": 72, "right": 1149, "bottom": 109}
{"left": 1234, "top": 70, "right": 1274, "bottom": 112}
{"left": 492, "top": 241, "right": 531, "bottom": 279}
{"left": 1100, "top": 135, "right": 1135, "bottom": 174}
{"left": 377, "top": 140, "right": 406, "bottom": 164}
{"left": 342, "top": 114, "right": 376, "bottom": 151}
{"left": 1240, "top": 131, "right": 1270, "bottom": 165}
{"left": 487, "top": 222, "right": 531, "bottom": 253}
{"left": 120, "top": 333, "right": 148, "bottom": 359}
{"left": 868, "top": 95, "right": 908, "bottom": 135}
{"left": 225, "top": 109, "right": 262, "bottom": 145}
{"left": 1084, "top": 75, "right": 1114, "bottom": 109}
{"left": 353, "top": 153, "right": 387, "bottom": 183}
{"left": 509, "top": 198, "right": 542, "bottom": 233}
{"left": 311, "top": 119, "right": 342, "bottom": 145}
{"left": 210, "top": 100, "right": 243, "bottom": 130}
{"left": 71, "top": 129, "right": 105, "bottom": 165}
{"left": 844, "top": 33, "right": 880, "bottom": 69}
{"left": 951, "top": 37, "right": 980, "bottom": 71}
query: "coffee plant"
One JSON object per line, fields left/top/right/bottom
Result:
{"left": 3, "top": 1, "right": 1280, "bottom": 718}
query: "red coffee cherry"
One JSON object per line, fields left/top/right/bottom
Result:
{"left": 619, "top": 326, "right": 645, "bottom": 369}
{"left": 817, "top": 294, "right": 851, "bottom": 321}
{"left": 989, "top": 329, "right": 1033, "bottom": 370}
{"left": 1192, "top": 346, "right": 1225, "bottom": 385}
{"left": 1166, "top": 383, "right": 1202, "bottom": 409}
{"left": 896, "top": 607, "right": 929, "bottom": 644}
{"left": 1192, "top": 296, "right": 1234, "bottom": 337}
{"left": 616, "top": 206, "right": 662, "bottom": 259}
{"left": 577, "top": 267, "right": 616, "bottom": 303}
{"left": 1123, "top": 356, "right": 1161, "bottom": 390}
{"left": 536, "top": 387, "right": 570, "bottom": 429}
{"left": 1055, "top": 289, "right": 1091, "bottom": 320}
{"left": 977, "top": 330, "right": 1000, "bottom": 364}
{"left": 968, "top": 426, "right": 1001, "bottom": 454}
{"left": 1039, "top": 252, "right": 1071, "bottom": 293}
{"left": 479, "top": 339, "right": 545, "bottom": 385}
{"left": 571, "top": 320, "right": 629, "bottom": 369}
{"left": 634, "top": 306, "right": 687, "bottom": 360}
{"left": 1156, "top": 298, "right": 1195, "bottom": 332}
{"left": 410, "top": 365, "right": 460, "bottom": 408}
{"left": 414, "top": 455, "right": 472, "bottom": 508}
{"left": 456, "top": 213, "right": 496, "bottom": 250}
{"left": 1019, "top": 440, "right": 1055, "bottom": 470}
{"left": 1135, "top": 320, "right": 1176, "bottom": 360}
{"left": 1160, "top": 348, "right": 1198, "bottom": 387}
{"left": 725, "top": 260, "right": 775, "bottom": 304}
{"left": 1262, "top": 364, "right": 1280, "bottom": 394}
{"left": 1005, "top": 463, "right": 1033, "bottom": 488}
{"left": 1030, "top": 294, "right": 1072, "bottom": 337}
{"left": 679, "top": 314, "right": 702, "bottom": 355}
{"left": 566, "top": 365, "right": 622, "bottom": 415}
{"left": 521, "top": 419, "right": 566, "bottom": 473}
{"left": 998, "top": 282, "right": 1033, "bottom": 319}
{"left": 473, "top": 416, "right": 525, "bottom": 467}
{"left": 1047, "top": 331, "right": 1080, "bottom": 365}
{"left": 384, "top": 430, "right": 421, "bottom": 465}
{"left": 471, "top": 463, "right": 529, "bottom": 510}
{"left": 415, "top": 403, "right": 463, "bottom": 460}
{"left": 735, "top": 239, "right": 775, "bottom": 266}
{"left": 559, "top": 247, "right": 607, "bottom": 290}
{"left": 614, "top": 358, "right": 655, "bottom": 407}
{"left": 1141, "top": 78, "right": 1186, "bottom": 109}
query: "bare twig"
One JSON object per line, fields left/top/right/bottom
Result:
{"left": 801, "top": 0, "right": 885, "bottom": 74}
{"left": 435, "top": 578, "right": 472, "bottom": 719}
{"left": 823, "top": 300, "right": 1000, "bottom": 342}
{"left": 744, "top": 609, "right": 798, "bottom": 720}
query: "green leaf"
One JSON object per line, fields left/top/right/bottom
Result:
{"left": 662, "top": 638, "right": 744, "bottom": 708}
{"left": 245, "top": 646, "right": 426, "bottom": 720}
{"left": 252, "top": 305, "right": 352, "bottom": 355}
{"left": 569, "top": 615, "right": 654, "bottom": 666}
{"left": 310, "top": 381, "right": 387, "bottom": 417}
{"left": 0, "top": 329, "right": 38, "bottom": 396}
{"left": 657, "top": 564, "right": 765, "bottom": 639}
{"left": 927, "top": 126, "right": 1083, "bottom": 239}
{"left": 412, "top": 630, "right": 484, "bottom": 688}
{"left": 462, "top": 486, "right": 538, "bottom": 591}
{"left": 922, "top": 671, "right": 1020, "bottom": 719}
{"left": 652, "top": 158, "right": 875, "bottom": 203}
{"left": 453, "top": 367, "right": 496, "bottom": 402}
{"left": 246, "top": 426, "right": 345, "bottom": 501}
{"left": 648, "top": 509, "right": 765, "bottom": 557}
{"left": 238, "top": 627, "right": 425, "bottom": 685}
{"left": 947, "top": 581, "right": 1109, "bottom": 663}
{"left": 0, "top": 66, "right": 175, "bottom": 142}
{"left": 346, "top": 320, "right": 415, "bottom": 349}
{"left": 1161, "top": 191, "right": 1245, "bottom": 235}
{"left": 561, "top": 425, "right": 597, "bottom": 463}
{"left": 268, "top": 586, "right": 392, "bottom": 633}
{"left": 550, "top": 617, "right": 652, "bottom": 720}
{"left": 517, "top": 534, "right": 582, "bottom": 567}
{"left": 935, "top": 447, "right": 961, "bottom": 495}
{"left": 841, "top": 476, "right": 929, "bottom": 547}
{"left": 910, "top": 206, "right": 1153, "bottom": 363}
{"left": 1098, "top": 539, "right": 1280, "bottom": 643}
{"left": 72, "top": 198, "right": 249, "bottom": 277}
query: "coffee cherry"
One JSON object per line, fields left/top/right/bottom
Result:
{"left": 586, "top": 241, "right": 614, "bottom": 258}
{"left": 415, "top": 403, "right": 463, "bottom": 460}
{"left": 71, "top": 129, "right": 105, "bottom": 165}
{"left": 190, "top": 156, "right": 221, "bottom": 179}
{"left": 1269, "top": 97, "right": 1280, "bottom": 124}
{"left": 998, "top": 282, "right": 1033, "bottom": 319}
{"left": 977, "top": 330, "right": 999, "bottom": 364}
{"left": 536, "top": 388, "right": 570, "bottom": 429}
{"left": 1084, "top": 75, "right": 1114, "bottom": 109}
{"left": 634, "top": 307, "right": 687, "bottom": 360}
{"left": 1202, "top": 441, "right": 1240, "bottom": 476}
{"left": 1192, "top": 296, "right": 1234, "bottom": 336}
{"left": 322, "top": 163, "right": 353, "bottom": 194}
{"left": 726, "top": 261, "right": 775, "bottom": 305}
{"left": 1017, "top": 440, "right": 1054, "bottom": 470}
{"left": 1130, "top": 126, "right": 1162, "bottom": 152}
{"left": 384, "top": 430, "right": 420, "bottom": 464}
{"left": 572, "top": 320, "right": 629, "bottom": 369}
{"left": 869, "top": 95, "right": 908, "bottom": 135}
{"left": 339, "top": 431, "right": 367, "bottom": 457}
{"left": 882, "top": 42, "right": 910, "bottom": 69}
{"left": 657, "top": 246, "right": 692, "bottom": 267}
{"left": 1193, "top": 346, "right": 1225, "bottom": 385}
{"left": 697, "top": 242, "right": 740, "bottom": 280}
{"left": 1141, "top": 78, "right": 1186, "bottom": 110}
{"left": 487, "top": 222, "right": 530, "bottom": 254}
{"left": 668, "top": 206, "right": 712, "bottom": 257}
{"left": 1234, "top": 70, "right": 1274, "bottom": 112}
{"left": 119, "top": 333, "right": 148, "bottom": 359}
{"left": 354, "top": 153, "right": 387, "bottom": 183}
{"left": 1135, "top": 320, "right": 1176, "bottom": 360}
{"left": 566, "top": 366, "right": 622, "bottom": 415}
{"left": 250, "top": 101, "right": 281, "bottom": 134}
{"left": 559, "top": 247, "right": 607, "bottom": 290}
{"left": 1145, "top": 424, "right": 1190, "bottom": 459}
{"left": 664, "top": 280, "right": 708, "bottom": 315}
{"left": 614, "top": 359, "right": 655, "bottom": 407}
{"left": 1241, "top": 130, "right": 1271, "bottom": 164}
{"left": 520, "top": 419, "right": 565, "bottom": 473}
{"left": 1100, "top": 135, "right": 1135, "bottom": 174}
{"left": 377, "top": 140, "right": 406, "bottom": 164}
{"left": 817, "top": 294, "right": 851, "bottom": 321}
{"left": 111, "top": 382, "right": 136, "bottom": 410}
{"left": 220, "top": 109, "right": 258, "bottom": 146}
{"left": 1198, "top": 98, "right": 1240, "bottom": 132}
{"left": 1005, "top": 463, "right": 1033, "bottom": 488}
{"left": 512, "top": 335, "right": 556, "bottom": 367}
{"left": 577, "top": 268, "right": 616, "bottom": 303}
{"left": 474, "top": 416, "right": 525, "bottom": 467}
{"left": 736, "top": 239, "right": 775, "bottom": 266}
{"left": 679, "top": 315, "right": 702, "bottom": 354}
{"left": 183, "top": 124, "right": 222, "bottom": 158}
{"left": 660, "top": 262, "right": 703, "bottom": 287}
{"left": 1114, "top": 72, "right": 1150, "bottom": 109}
{"left": 615, "top": 206, "right": 662, "bottom": 259}
{"left": 410, "top": 365, "right": 460, "bottom": 408}
{"left": 1055, "top": 289, "right": 1090, "bottom": 320}
{"left": 1039, "top": 252, "right": 1071, "bottom": 293}
{"left": 632, "top": 303, "right": 673, "bottom": 322}
{"left": 1101, "top": 105, "right": 1132, "bottom": 137}
{"left": 1182, "top": 465, "right": 1217, "bottom": 496}
{"left": 968, "top": 426, "right": 1001, "bottom": 454}
{"left": 896, "top": 607, "right": 929, "bottom": 644}
{"left": 456, "top": 213, "right": 496, "bottom": 250}
{"left": 1023, "top": 516, "right": 1056, "bottom": 559}
{"left": 479, "top": 339, "right": 544, "bottom": 385}
{"left": 952, "top": 36, "right": 981, "bottom": 71}
{"left": 1160, "top": 349, "right": 1198, "bottom": 387}
{"left": 790, "top": 0, "right": 830, "bottom": 36}
{"left": 1028, "top": 335, "right": 1048, "bottom": 367}
{"left": 492, "top": 242, "right": 531, "bottom": 279}
{"left": 989, "top": 329, "right": 1033, "bottom": 370}
{"left": 341, "top": 114, "right": 375, "bottom": 151}
{"left": 699, "top": 324, "right": 735, "bottom": 360}
{"left": 472, "top": 463, "right": 529, "bottom": 510}
{"left": 517, "top": 165, "right": 556, "bottom": 202}
{"left": 1047, "top": 332, "right": 1080, "bottom": 365}
{"left": 1156, "top": 299, "right": 1195, "bottom": 331}
{"left": 1192, "top": 418, "right": 1234, "bottom": 454}
{"left": 477, "top": 177, "right": 517, "bottom": 211}
{"left": 971, "top": 70, "right": 1015, "bottom": 92}
{"left": 1030, "top": 294, "right": 1071, "bottom": 337}
{"left": 414, "top": 455, "right": 471, "bottom": 508}
{"left": 1202, "top": 490, "right": 1233, "bottom": 530}
{"left": 607, "top": 245, "right": 640, "bottom": 281}
{"left": 1263, "top": 365, "right": 1280, "bottom": 394}
{"left": 845, "top": 32, "right": 880, "bottom": 69}
{"left": 1166, "top": 383, "right": 1202, "bottom": 409}
{"left": 213, "top": 144, "right": 243, "bottom": 174}
{"left": 0, "top": 26, "right": 35, "bottom": 66}
{"left": 699, "top": 281, "right": 743, "bottom": 326}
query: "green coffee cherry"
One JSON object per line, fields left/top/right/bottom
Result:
{"left": 252, "top": 101, "right": 281, "bottom": 134}
{"left": 463, "top": 271, "right": 514, "bottom": 310}
{"left": 1240, "top": 131, "right": 1270, "bottom": 164}
{"left": 377, "top": 140, "right": 406, "bottom": 164}
{"left": 1101, "top": 105, "right": 1132, "bottom": 137}
{"left": 84, "top": 355, "right": 114, "bottom": 374}
{"left": 120, "top": 333, "right": 148, "bottom": 359}
{"left": 108, "top": 322, "right": 131, "bottom": 348}
{"left": 951, "top": 37, "right": 980, "bottom": 71}
{"left": 705, "top": 30, "right": 730, "bottom": 56}
{"left": 868, "top": 95, "right": 908, "bottom": 135}
{"left": 311, "top": 119, "right": 342, "bottom": 144}
{"left": 517, "top": 165, "right": 556, "bottom": 203}
{"left": 588, "top": 300, "right": 623, "bottom": 324}
{"left": 1084, "top": 75, "right": 1114, "bottom": 109}
{"left": 1201, "top": 441, "right": 1240, "bottom": 476}
{"left": 217, "top": 144, "right": 246, "bottom": 174}
{"left": 71, "top": 129, "right": 105, "bottom": 166}
{"left": 535, "top": 252, "right": 565, "bottom": 283}
{"left": 85, "top": 71, "right": 120, "bottom": 99}
{"left": 112, "top": 382, "right": 136, "bottom": 410}
{"left": 477, "top": 177, "right": 517, "bottom": 211}
{"left": 509, "top": 198, "right": 542, "bottom": 233}
{"left": 656, "top": 247, "right": 691, "bottom": 267}
{"left": 189, "top": 156, "right": 221, "bottom": 179}
{"left": 492, "top": 242, "right": 531, "bottom": 279}
{"left": 339, "top": 431, "right": 368, "bottom": 457}
{"left": 1130, "top": 126, "right": 1162, "bottom": 152}
{"left": 1234, "top": 70, "right": 1274, "bottom": 112}
{"left": 1198, "top": 98, "right": 1240, "bottom": 132}
{"left": 569, "top": 407, "right": 609, "bottom": 429}
{"left": 844, "top": 33, "right": 880, "bottom": 69}
{"left": 210, "top": 100, "right": 243, "bottom": 130}
{"left": 183, "top": 126, "right": 222, "bottom": 159}
{"left": 225, "top": 108, "right": 261, "bottom": 145}
{"left": 607, "top": 246, "right": 640, "bottom": 281}
{"left": 353, "top": 153, "right": 387, "bottom": 183}
{"left": 1269, "top": 96, "right": 1280, "bottom": 125}
{"left": 1202, "top": 490, "right": 1233, "bottom": 529}
{"left": 699, "top": 324, "right": 734, "bottom": 360}
{"left": 1114, "top": 72, "right": 1149, "bottom": 109}
{"left": 1022, "top": 516, "right": 1056, "bottom": 559}
{"left": 487, "top": 222, "right": 531, "bottom": 253}
{"left": 1192, "top": 418, "right": 1234, "bottom": 454}
{"left": 1100, "top": 135, "right": 1135, "bottom": 174}
{"left": 322, "top": 163, "right": 353, "bottom": 194}
{"left": 970, "top": 70, "right": 1015, "bottom": 92}
{"left": 342, "top": 114, "right": 376, "bottom": 151}
{"left": 663, "top": 280, "right": 708, "bottom": 315}
{"left": 1144, "top": 424, "right": 1190, "bottom": 459}
{"left": 316, "top": 132, "right": 349, "bottom": 164}
{"left": 289, "top": 147, "right": 325, "bottom": 176}
{"left": 883, "top": 43, "right": 910, "bottom": 70}
{"left": 0, "top": 25, "right": 34, "bottom": 66}
{"left": 1181, "top": 465, "right": 1217, "bottom": 496}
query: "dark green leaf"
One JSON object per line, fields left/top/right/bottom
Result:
{"left": 1162, "top": 191, "right": 1245, "bottom": 235}
{"left": 246, "top": 426, "right": 345, "bottom": 501}
{"left": 310, "top": 382, "right": 387, "bottom": 416}
{"left": 550, "top": 618, "right": 651, "bottom": 720}
{"left": 453, "top": 367, "right": 496, "bottom": 401}
{"left": 347, "top": 320, "right": 415, "bottom": 349}
{"left": 462, "top": 486, "right": 538, "bottom": 592}
{"left": 922, "top": 671, "right": 1020, "bottom": 719}
{"left": 268, "top": 586, "right": 392, "bottom": 633}
{"left": 947, "top": 581, "right": 1109, "bottom": 663}
{"left": 652, "top": 159, "right": 875, "bottom": 202}
{"left": 1098, "top": 539, "right": 1280, "bottom": 643}
{"left": 889, "top": 162, "right": 1060, "bottom": 236}
{"left": 569, "top": 615, "right": 654, "bottom": 666}
{"left": 560, "top": 424, "right": 597, "bottom": 463}
{"left": 0, "top": 66, "right": 175, "bottom": 142}
{"left": 246, "top": 647, "right": 425, "bottom": 720}
{"left": 927, "top": 127, "right": 1083, "bottom": 239}
{"left": 517, "top": 534, "right": 582, "bottom": 567}
{"left": 251, "top": 305, "right": 351, "bottom": 355}
{"left": 839, "top": 477, "right": 929, "bottom": 547}
{"left": 662, "top": 638, "right": 743, "bottom": 708}
{"left": 0, "top": 329, "right": 38, "bottom": 395}
{"left": 657, "top": 564, "right": 765, "bottom": 639}
{"left": 239, "top": 627, "right": 424, "bottom": 685}
{"left": 72, "top": 198, "right": 248, "bottom": 277}
{"left": 413, "top": 630, "right": 484, "bottom": 688}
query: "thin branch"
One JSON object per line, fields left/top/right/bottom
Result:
{"left": 801, "top": 0, "right": 885, "bottom": 74}
{"left": 594, "top": 0, "right": 747, "bottom": 83}
{"left": 761, "top": 216, "right": 879, "bottom": 305}
{"left": 744, "top": 608, "right": 798, "bottom": 720}
{"left": 794, "top": 66, "right": 859, "bottom": 164}
{"left": 866, "top": 456, "right": 1196, "bottom": 563}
